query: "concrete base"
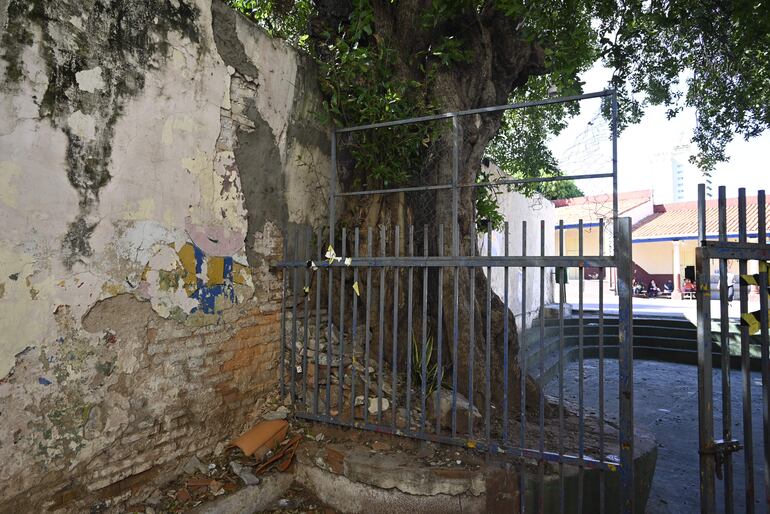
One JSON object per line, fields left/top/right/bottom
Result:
{"left": 292, "top": 428, "right": 657, "bottom": 514}
{"left": 186, "top": 427, "right": 656, "bottom": 514}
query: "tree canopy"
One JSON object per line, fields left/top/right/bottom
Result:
{"left": 227, "top": 0, "right": 769, "bottom": 206}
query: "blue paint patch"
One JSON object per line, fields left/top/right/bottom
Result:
{"left": 38, "top": 377, "right": 52, "bottom": 386}
{"left": 190, "top": 244, "right": 236, "bottom": 315}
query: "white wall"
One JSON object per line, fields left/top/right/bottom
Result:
{"left": 481, "top": 191, "right": 556, "bottom": 334}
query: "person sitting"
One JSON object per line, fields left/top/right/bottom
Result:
{"left": 662, "top": 280, "right": 674, "bottom": 296}
{"left": 633, "top": 279, "right": 646, "bottom": 296}
{"left": 682, "top": 278, "right": 696, "bottom": 298}
{"left": 647, "top": 279, "right": 660, "bottom": 298}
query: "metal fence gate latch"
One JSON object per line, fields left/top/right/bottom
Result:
{"left": 702, "top": 439, "right": 743, "bottom": 480}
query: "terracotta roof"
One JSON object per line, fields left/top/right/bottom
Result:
{"left": 632, "top": 196, "right": 770, "bottom": 240}
{"left": 553, "top": 190, "right": 653, "bottom": 225}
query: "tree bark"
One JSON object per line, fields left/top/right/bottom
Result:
{"left": 315, "top": 1, "right": 548, "bottom": 415}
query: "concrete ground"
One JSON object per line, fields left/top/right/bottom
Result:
{"left": 545, "top": 359, "right": 765, "bottom": 513}
{"left": 558, "top": 280, "right": 761, "bottom": 320}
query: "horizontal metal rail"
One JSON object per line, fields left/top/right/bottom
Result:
{"left": 278, "top": 255, "right": 619, "bottom": 269}
{"left": 335, "top": 172, "right": 614, "bottom": 198}
{"left": 296, "top": 411, "right": 622, "bottom": 472}
{"left": 336, "top": 90, "right": 611, "bottom": 133}
{"left": 701, "top": 241, "right": 770, "bottom": 260}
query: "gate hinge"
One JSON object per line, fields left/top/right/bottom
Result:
{"left": 701, "top": 439, "right": 743, "bottom": 480}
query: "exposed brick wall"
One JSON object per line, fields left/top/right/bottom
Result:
{"left": 0, "top": 228, "right": 287, "bottom": 513}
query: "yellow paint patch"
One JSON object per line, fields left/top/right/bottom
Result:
{"left": 206, "top": 256, "right": 225, "bottom": 286}
{"left": 233, "top": 262, "right": 250, "bottom": 285}
{"left": 123, "top": 197, "right": 156, "bottom": 221}
{"left": 177, "top": 243, "right": 198, "bottom": 294}
{"left": 0, "top": 161, "right": 21, "bottom": 208}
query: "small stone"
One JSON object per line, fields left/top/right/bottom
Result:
{"left": 146, "top": 489, "right": 163, "bottom": 506}
{"left": 263, "top": 405, "right": 290, "bottom": 420}
{"left": 214, "top": 441, "right": 227, "bottom": 456}
{"left": 368, "top": 397, "right": 389, "bottom": 414}
{"left": 315, "top": 433, "right": 325, "bottom": 442}
{"left": 456, "top": 460, "right": 462, "bottom": 465}
{"left": 208, "top": 463, "right": 217, "bottom": 474}
{"left": 230, "top": 461, "right": 260, "bottom": 486}
{"left": 354, "top": 395, "right": 365, "bottom": 406}
{"left": 145, "top": 508, "right": 156, "bottom": 514}
{"left": 182, "top": 456, "right": 207, "bottom": 475}
{"left": 175, "top": 488, "right": 191, "bottom": 503}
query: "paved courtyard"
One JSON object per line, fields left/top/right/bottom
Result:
{"left": 546, "top": 359, "right": 765, "bottom": 513}
{"left": 559, "top": 280, "right": 762, "bottom": 320}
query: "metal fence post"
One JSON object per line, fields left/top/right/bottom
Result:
{"left": 616, "top": 216, "right": 634, "bottom": 513}
{"left": 696, "top": 183, "right": 715, "bottom": 513}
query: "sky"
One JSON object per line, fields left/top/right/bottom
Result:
{"left": 548, "top": 64, "right": 770, "bottom": 203}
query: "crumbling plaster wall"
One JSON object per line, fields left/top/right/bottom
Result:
{"left": 0, "top": 0, "right": 329, "bottom": 511}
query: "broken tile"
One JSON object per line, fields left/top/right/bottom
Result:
{"left": 231, "top": 419, "right": 289, "bottom": 459}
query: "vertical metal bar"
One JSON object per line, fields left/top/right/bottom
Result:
{"left": 406, "top": 226, "right": 414, "bottom": 431}
{"left": 363, "top": 229, "right": 373, "bottom": 425}
{"left": 378, "top": 226, "right": 386, "bottom": 424}
{"left": 351, "top": 228, "right": 360, "bottom": 422}
{"left": 314, "top": 230, "right": 323, "bottom": 415}
{"left": 611, "top": 89, "right": 619, "bottom": 222}
{"left": 291, "top": 230, "right": 300, "bottom": 403}
{"left": 737, "top": 189, "right": 755, "bottom": 513}
{"left": 338, "top": 228, "right": 347, "bottom": 417}
{"left": 435, "top": 225, "right": 445, "bottom": 436}
{"left": 421, "top": 225, "right": 429, "bottom": 432}
{"left": 538, "top": 220, "right": 546, "bottom": 513}
{"left": 577, "top": 219, "right": 585, "bottom": 513}
{"left": 697, "top": 183, "right": 716, "bottom": 513}
{"left": 280, "top": 229, "right": 288, "bottom": 400}
{"left": 758, "top": 190, "right": 770, "bottom": 506}
{"left": 598, "top": 218, "right": 606, "bottom": 514}
{"left": 392, "top": 225, "right": 400, "bottom": 429}
{"left": 303, "top": 227, "right": 311, "bottom": 412}
{"left": 485, "top": 221, "right": 492, "bottom": 443}
{"left": 520, "top": 220, "right": 528, "bottom": 514}
{"left": 452, "top": 224, "right": 460, "bottom": 437}
{"left": 717, "top": 187, "right": 734, "bottom": 513}
{"left": 558, "top": 220, "right": 566, "bottom": 514}
{"left": 452, "top": 116, "right": 460, "bottom": 257}
{"left": 617, "top": 216, "right": 634, "bottom": 514}
{"left": 329, "top": 131, "right": 337, "bottom": 245}
{"left": 468, "top": 221, "right": 476, "bottom": 439}
{"left": 326, "top": 230, "right": 334, "bottom": 417}
{"left": 502, "top": 221, "right": 510, "bottom": 443}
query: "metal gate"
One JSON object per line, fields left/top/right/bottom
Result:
{"left": 696, "top": 184, "right": 769, "bottom": 513}
{"left": 277, "top": 91, "right": 637, "bottom": 513}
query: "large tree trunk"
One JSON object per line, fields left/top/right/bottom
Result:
{"left": 315, "top": 1, "right": 547, "bottom": 415}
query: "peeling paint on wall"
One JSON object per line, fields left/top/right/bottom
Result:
{"left": 0, "top": 0, "right": 331, "bottom": 510}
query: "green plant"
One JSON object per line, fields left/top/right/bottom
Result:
{"left": 412, "top": 331, "right": 442, "bottom": 398}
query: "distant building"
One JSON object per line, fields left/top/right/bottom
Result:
{"left": 670, "top": 140, "right": 713, "bottom": 201}
{"left": 554, "top": 190, "right": 769, "bottom": 296}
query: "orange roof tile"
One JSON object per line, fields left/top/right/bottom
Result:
{"left": 632, "top": 196, "right": 770, "bottom": 240}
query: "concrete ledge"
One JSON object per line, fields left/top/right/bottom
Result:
{"left": 291, "top": 427, "right": 656, "bottom": 514}
{"left": 295, "top": 461, "right": 486, "bottom": 514}
{"left": 187, "top": 473, "right": 293, "bottom": 514}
